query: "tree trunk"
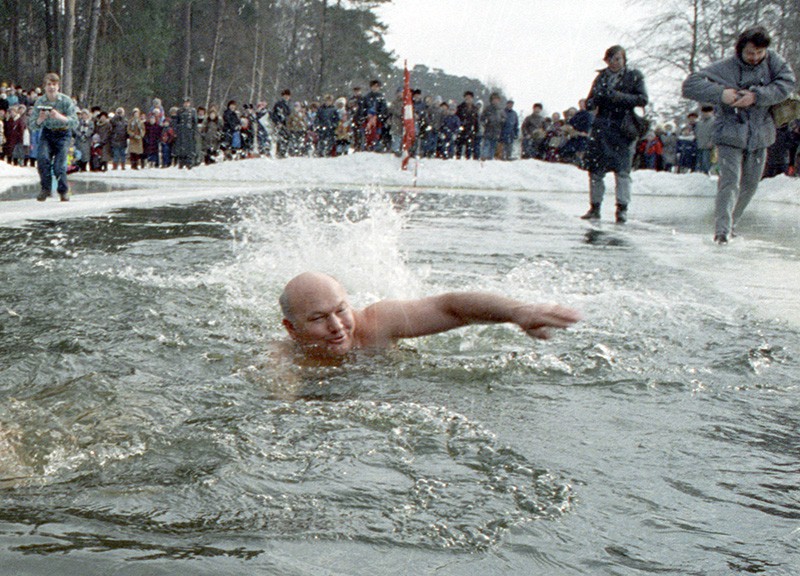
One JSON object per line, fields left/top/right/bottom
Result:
{"left": 205, "top": 0, "right": 226, "bottom": 110}
{"left": 316, "top": 0, "right": 328, "bottom": 96}
{"left": 81, "top": 0, "right": 102, "bottom": 102}
{"left": 181, "top": 1, "right": 193, "bottom": 100}
{"left": 688, "top": 0, "right": 698, "bottom": 74}
{"left": 62, "top": 0, "right": 77, "bottom": 96}
{"left": 249, "top": 0, "right": 260, "bottom": 104}
{"left": 8, "top": 0, "right": 21, "bottom": 81}
{"left": 44, "top": 0, "right": 56, "bottom": 72}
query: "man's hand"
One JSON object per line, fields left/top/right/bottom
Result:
{"left": 721, "top": 88, "right": 739, "bottom": 105}
{"left": 732, "top": 90, "right": 756, "bottom": 108}
{"left": 511, "top": 304, "right": 582, "bottom": 340}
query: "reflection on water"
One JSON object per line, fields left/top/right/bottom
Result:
{"left": 0, "top": 180, "right": 138, "bottom": 202}
{"left": 0, "top": 187, "right": 798, "bottom": 573}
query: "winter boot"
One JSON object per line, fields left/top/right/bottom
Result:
{"left": 615, "top": 203, "right": 628, "bottom": 224}
{"left": 580, "top": 203, "right": 601, "bottom": 220}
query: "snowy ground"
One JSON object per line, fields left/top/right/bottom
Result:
{"left": 0, "top": 154, "right": 798, "bottom": 226}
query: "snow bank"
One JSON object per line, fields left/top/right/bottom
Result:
{"left": 1, "top": 154, "right": 797, "bottom": 209}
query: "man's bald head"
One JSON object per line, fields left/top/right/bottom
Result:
{"left": 279, "top": 272, "right": 345, "bottom": 323}
{"left": 279, "top": 272, "right": 357, "bottom": 359}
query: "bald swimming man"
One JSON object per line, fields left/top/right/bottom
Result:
{"left": 279, "top": 272, "right": 581, "bottom": 364}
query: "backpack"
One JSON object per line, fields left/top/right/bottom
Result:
{"left": 771, "top": 93, "right": 800, "bottom": 128}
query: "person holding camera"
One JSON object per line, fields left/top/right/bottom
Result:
{"left": 32, "top": 72, "right": 78, "bottom": 202}
{"left": 582, "top": 45, "right": 648, "bottom": 224}
{"left": 682, "top": 26, "right": 795, "bottom": 244}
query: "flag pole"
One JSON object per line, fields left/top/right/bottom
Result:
{"left": 401, "top": 60, "right": 416, "bottom": 175}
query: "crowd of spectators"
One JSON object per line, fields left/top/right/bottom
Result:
{"left": 1, "top": 80, "right": 798, "bottom": 177}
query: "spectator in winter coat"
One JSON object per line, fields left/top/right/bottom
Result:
{"left": 271, "top": 90, "right": 292, "bottom": 158}
{"left": 286, "top": 101, "right": 308, "bottom": 157}
{"left": 143, "top": 113, "right": 162, "bottom": 167}
{"left": 173, "top": 97, "right": 198, "bottom": 168}
{"left": 563, "top": 100, "right": 592, "bottom": 166}
{"left": 348, "top": 86, "right": 367, "bottom": 152}
{"left": 500, "top": 100, "right": 519, "bottom": 160}
{"left": 639, "top": 131, "right": 663, "bottom": 169}
{"left": 438, "top": 102, "right": 461, "bottom": 159}
{"left": 421, "top": 95, "right": 443, "bottom": 158}
{"left": 388, "top": 88, "right": 404, "bottom": 155}
{"left": 334, "top": 97, "right": 352, "bottom": 156}
{"left": 521, "top": 103, "right": 546, "bottom": 159}
{"left": 763, "top": 124, "right": 793, "bottom": 178}
{"left": 223, "top": 100, "right": 240, "bottom": 153}
{"left": 315, "top": 94, "right": 338, "bottom": 157}
{"left": 582, "top": 45, "right": 648, "bottom": 223}
{"left": 659, "top": 125, "right": 678, "bottom": 172}
{"left": 73, "top": 109, "right": 93, "bottom": 172}
{"left": 682, "top": 25, "right": 795, "bottom": 243}
{"left": 3, "top": 105, "right": 25, "bottom": 164}
{"left": 110, "top": 107, "right": 128, "bottom": 169}
{"left": 127, "top": 108, "right": 144, "bottom": 169}
{"left": 693, "top": 105, "right": 715, "bottom": 173}
{"left": 201, "top": 107, "right": 222, "bottom": 164}
{"left": 93, "top": 111, "right": 113, "bottom": 167}
{"left": 455, "top": 91, "right": 480, "bottom": 159}
{"left": 675, "top": 125, "right": 697, "bottom": 173}
{"left": 160, "top": 116, "right": 175, "bottom": 167}
{"left": 363, "top": 80, "right": 389, "bottom": 152}
{"left": 480, "top": 92, "right": 505, "bottom": 160}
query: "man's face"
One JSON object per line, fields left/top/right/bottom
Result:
{"left": 284, "top": 280, "right": 356, "bottom": 359}
{"left": 44, "top": 79, "right": 59, "bottom": 98}
{"left": 741, "top": 42, "right": 767, "bottom": 66}
{"left": 606, "top": 51, "right": 625, "bottom": 72}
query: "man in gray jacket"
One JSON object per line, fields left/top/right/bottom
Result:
{"left": 682, "top": 26, "right": 796, "bottom": 244}
{"left": 693, "top": 105, "right": 716, "bottom": 174}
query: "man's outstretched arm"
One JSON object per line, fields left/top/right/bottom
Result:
{"left": 359, "top": 292, "right": 581, "bottom": 345}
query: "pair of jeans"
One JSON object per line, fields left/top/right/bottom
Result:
{"left": 37, "top": 128, "right": 70, "bottom": 195}
{"left": 481, "top": 137, "right": 498, "bottom": 160}
{"left": 589, "top": 170, "right": 632, "bottom": 207}
{"left": 714, "top": 145, "right": 767, "bottom": 236}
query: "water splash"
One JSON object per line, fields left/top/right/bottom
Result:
{"left": 209, "top": 186, "right": 425, "bottom": 321}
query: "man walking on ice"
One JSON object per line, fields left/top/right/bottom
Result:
{"left": 682, "top": 26, "right": 795, "bottom": 245}
{"left": 32, "top": 73, "right": 79, "bottom": 202}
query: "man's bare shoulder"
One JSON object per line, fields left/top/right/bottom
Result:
{"left": 352, "top": 302, "right": 403, "bottom": 350}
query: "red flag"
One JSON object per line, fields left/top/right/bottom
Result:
{"left": 401, "top": 61, "right": 415, "bottom": 170}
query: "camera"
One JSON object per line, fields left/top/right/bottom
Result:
{"left": 39, "top": 105, "right": 53, "bottom": 112}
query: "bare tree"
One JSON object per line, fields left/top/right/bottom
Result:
{"left": 249, "top": 0, "right": 261, "bottom": 104}
{"left": 62, "top": 0, "right": 77, "bottom": 95}
{"left": 182, "top": 1, "right": 194, "bottom": 100}
{"left": 316, "top": 0, "right": 328, "bottom": 96}
{"left": 81, "top": 0, "right": 103, "bottom": 102}
{"left": 205, "top": 0, "right": 226, "bottom": 110}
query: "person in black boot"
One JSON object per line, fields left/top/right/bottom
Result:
{"left": 615, "top": 203, "right": 627, "bottom": 223}
{"left": 581, "top": 45, "right": 648, "bottom": 222}
{"left": 580, "top": 203, "right": 601, "bottom": 220}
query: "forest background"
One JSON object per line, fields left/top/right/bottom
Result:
{"left": 0, "top": 0, "right": 797, "bottom": 119}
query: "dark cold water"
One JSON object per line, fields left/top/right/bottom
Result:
{"left": 0, "top": 185, "right": 798, "bottom": 575}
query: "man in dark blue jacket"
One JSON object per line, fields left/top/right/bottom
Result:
{"left": 500, "top": 100, "right": 519, "bottom": 160}
{"left": 582, "top": 46, "right": 648, "bottom": 223}
{"left": 271, "top": 89, "right": 292, "bottom": 158}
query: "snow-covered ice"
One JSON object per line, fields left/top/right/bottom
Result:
{"left": 1, "top": 154, "right": 797, "bottom": 225}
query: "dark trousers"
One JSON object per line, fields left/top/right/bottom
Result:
{"left": 37, "top": 128, "right": 70, "bottom": 195}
